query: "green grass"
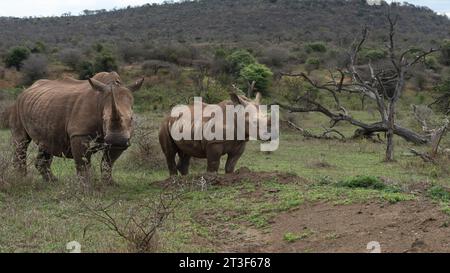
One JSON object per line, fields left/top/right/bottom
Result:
{"left": 428, "top": 185, "right": 450, "bottom": 202}
{"left": 283, "top": 230, "right": 314, "bottom": 243}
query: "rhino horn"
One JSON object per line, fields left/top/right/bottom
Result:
{"left": 128, "top": 78, "right": 145, "bottom": 92}
{"left": 111, "top": 90, "right": 121, "bottom": 121}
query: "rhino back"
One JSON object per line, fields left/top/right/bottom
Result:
{"left": 17, "top": 79, "right": 102, "bottom": 157}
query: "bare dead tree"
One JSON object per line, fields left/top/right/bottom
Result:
{"left": 276, "top": 10, "right": 439, "bottom": 161}
{"left": 379, "top": 11, "right": 438, "bottom": 161}
{"left": 283, "top": 119, "right": 346, "bottom": 141}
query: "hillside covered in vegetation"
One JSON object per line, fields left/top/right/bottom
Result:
{"left": 0, "top": 0, "right": 449, "bottom": 56}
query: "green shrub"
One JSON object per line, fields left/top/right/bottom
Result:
{"left": 424, "top": 55, "right": 439, "bottom": 70}
{"left": 336, "top": 176, "right": 386, "bottom": 190}
{"left": 226, "top": 49, "right": 257, "bottom": 75}
{"left": 240, "top": 63, "right": 273, "bottom": 93}
{"left": 305, "top": 57, "right": 321, "bottom": 73}
{"left": 4, "top": 46, "right": 31, "bottom": 71}
{"left": 440, "top": 39, "right": 450, "bottom": 66}
{"left": 94, "top": 50, "right": 118, "bottom": 73}
{"left": 360, "top": 48, "right": 386, "bottom": 62}
{"left": 30, "top": 41, "right": 47, "bottom": 54}
{"left": 304, "top": 42, "right": 327, "bottom": 53}
{"left": 77, "top": 61, "right": 95, "bottom": 80}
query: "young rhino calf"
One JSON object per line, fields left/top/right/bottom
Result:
{"left": 159, "top": 92, "right": 271, "bottom": 176}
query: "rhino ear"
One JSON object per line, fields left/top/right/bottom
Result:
{"left": 88, "top": 78, "right": 109, "bottom": 93}
{"left": 128, "top": 78, "right": 144, "bottom": 92}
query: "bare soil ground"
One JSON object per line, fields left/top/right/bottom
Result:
{"left": 264, "top": 200, "right": 450, "bottom": 253}
{"left": 208, "top": 200, "right": 450, "bottom": 253}
{"left": 160, "top": 169, "right": 450, "bottom": 253}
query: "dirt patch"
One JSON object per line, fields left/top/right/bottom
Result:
{"left": 154, "top": 167, "right": 301, "bottom": 189}
{"left": 261, "top": 199, "right": 450, "bottom": 253}
{"left": 191, "top": 199, "right": 450, "bottom": 253}
{"left": 193, "top": 210, "right": 268, "bottom": 253}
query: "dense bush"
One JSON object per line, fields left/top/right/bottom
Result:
{"left": 336, "top": 176, "right": 386, "bottom": 190}
{"left": 360, "top": 48, "right": 387, "bottom": 62}
{"left": 440, "top": 39, "right": 450, "bottom": 66}
{"left": 146, "top": 44, "right": 199, "bottom": 65}
{"left": 226, "top": 49, "right": 257, "bottom": 76}
{"left": 4, "top": 46, "right": 30, "bottom": 71}
{"left": 29, "top": 41, "right": 47, "bottom": 54}
{"left": 240, "top": 63, "right": 273, "bottom": 93}
{"left": 305, "top": 57, "right": 321, "bottom": 74}
{"left": 432, "top": 78, "right": 450, "bottom": 113}
{"left": 21, "top": 54, "right": 48, "bottom": 85}
{"left": 304, "top": 42, "right": 327, "bottom": 53}
{"left": 259, "top": 46, "right": 291, "bottom": 68}
{"left": 59, "top": 48, "right": 83, "bottom": 70}
{"left": 77, "top": 61, "right": 95, "bottom": 79}
{"left": 424, "top": 55, "right": 439, "bottom": 71}
{"left": 94, "top": 49, "right": 118, "bottom": 73}
{"left": 118, "top": 43, "right": 147, "bottom": 63}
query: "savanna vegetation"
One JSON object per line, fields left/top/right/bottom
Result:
{"left": 0, "top": 0, "right": 450, "bottom": 253}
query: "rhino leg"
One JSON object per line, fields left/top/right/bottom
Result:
{"left": 165, "top": 152, "right": 178, "bottom": 176}
{"left": 35, "top": 148, "right": 57, "bottom": 182}
{"left": 70, "top": 136, "right": 93, "bottom": 183}
{"left": 177, "top": 152, "right": 191, "bottom": 176}
{"left": 225, "top": 152, "right": 243, "bottom": 174}
{"left": 206, "top": 146, "right": 223, "bottom": 173}
{"left": 101, "top": 149, "right": 124, "bottom": 185}
{"left": 160, "top": 141, "right": 178, "bottom": 176}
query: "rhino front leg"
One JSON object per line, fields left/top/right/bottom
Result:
{"left": 225, "top": 143, "right": 246, "bottom": 174}
{"left": 206, "top": 145, "right": 223, "bottom": 173}
{"left": 101, "top": 149, "right": 124, "bottom": 185}
{"left": 70, "top": 136, "right": 93, "bottom": 184}
{"left": 35, "top": 148, "right": 57, "bottom": 182}
{"left": 177, "top": 152, "right": 191, "bottom": 176}
{"left": 225, "top": 153, "right": 243, "bottom": 174}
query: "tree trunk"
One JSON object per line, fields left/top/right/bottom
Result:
{"left": 385, "top": 100, "right": 395, "bottom": 161}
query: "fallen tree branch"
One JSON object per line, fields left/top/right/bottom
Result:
{"left": 275, "top": 102, "right": 429, "bottom": 145}
{"left": 409, "top": 148, "right": 436, "bottom": 164}
{"left": 283, "top": 120, "right": 346, "bottom": 141}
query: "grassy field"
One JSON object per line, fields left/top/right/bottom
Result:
{"left": 0, "top": 108, "right": 449, "bottom": 253}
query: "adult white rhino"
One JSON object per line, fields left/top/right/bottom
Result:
{"left": 8, "top": 72, "right": 144, "bottom": 184}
